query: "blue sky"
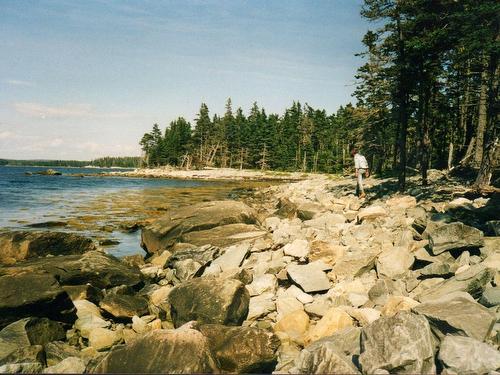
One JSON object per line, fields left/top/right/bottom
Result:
{"left": 0, "top": 0, "right": 369, "bottom": 160}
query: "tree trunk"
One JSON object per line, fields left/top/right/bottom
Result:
{"left": 396, "top": 14, "right": 409, "bottom": 191}
{"left": 474, "top": 56, "right": 489, "bottom": 167}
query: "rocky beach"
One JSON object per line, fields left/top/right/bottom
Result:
{"left": 0, "top": 169, "right": 499, "bottom": 374}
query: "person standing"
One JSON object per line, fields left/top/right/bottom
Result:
{"left": 351, "top": 148, "right": 369, "bottom": 198}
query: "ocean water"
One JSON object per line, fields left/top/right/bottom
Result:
{"left": 0, "top": 166, "right": 216, "bottom": 257}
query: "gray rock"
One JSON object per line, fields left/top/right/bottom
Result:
{"left": 210, "top": 243, "right": 250, "bottom": 272}
{"left": 0, "top": 230, "right": 95, "bottom": 265}
{"left": 287, "top": 263, "right": 330, "bottom": 293}
{"left": 407, "top": 206, "right": 428, "bottom": 233}
{"left": 419, "top": 262, "right": 455, "bottom": 278}
{"left": 0, "top": 345, "right": 45, "bottom": 366}
{"left": 99, "top": 294, "right": 148, "bottom": 320}
{"left": 480, "top": 287, "right": 500, "bottom": 307}
{"left": 169, "top": 276, "right": 249, "bottom": 327}
{"left": 0, "top": 362, "right": 44, "bottom": 373}
{"left": 368, "top": 279, "right": 405, "bottom": 306}
{"left": 428, "top": 222, "right": 484, "bottom": 255}
{"left": 196, "top": 324, "right": 280, "bottom": 373}
{"left": 438, "top": 335, "right": 500, "bottom": 374}
{"left": 91, "top": 328, "right": 219, "bottom": 373}
{"left": 0, "top": 273, "right": 76, "bottom": 329}
{"left": 166, "top": 245, "right": 221, "bottom": 281}
{"left": 141, "top": 200, "right": 257, "bottom": 254}
{"left": 359, "top": 312, "right": 435, "bottom": 374}
{"left": 412, "top": 297, "right": 495, "bottom": 341}
{"left": 44, "top": 341, "right": 81, "bottom": 367}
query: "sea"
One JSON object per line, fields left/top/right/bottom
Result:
{"left": 0, "top": 166, "right": 220, "bottom": 257}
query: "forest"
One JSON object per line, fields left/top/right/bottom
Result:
{"left": 140, "top": 0, "right": 499, "bottom": 189}
{"left": 0, "top": 156, "right": 141, "bottom": 168}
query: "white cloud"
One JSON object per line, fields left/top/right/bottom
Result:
{"left": 13, "top": 102, "right": 133, "bottom": 120}
{"left": 5, "top": 79, "right": 34, "bottom": 87}
{"left": 0, "top": 131, "right": 14, "bottom": 140}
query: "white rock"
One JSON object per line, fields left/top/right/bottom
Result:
{"left": 376, "top": 246, "right": 414, "bottom": 278}
{"left": 264, "top": 217, "right": 281, "bottom": 231}
{"left": 357, "top": 206, "right": 387, "bottom": 222}
{"left": 246, "top": 274, "right": 278, "bottom": 296}
{"left": 132, "top": 315, "right": 149, "bottom": 334}
{"left": 276, "top": 296, "right": 304, "bottom": 320}
{"left": 211, "top": 243, "right": 249, "bottom": 272}
{"left": 283, "top": 239, "right": 310, "bottom": 259}
{"left": 347, "top": 292, "right": 369, "bottom": 307}
{"left": 287, "top": 263, "right": 331, "bottom": 293}
{"left": 43, "top": 357, "right": 86, "bottom": 374}
{"left": 247, "top": 292, "right": 275, "bottom": 321}
{"left": 345, "top": 307, "right": 381, "bottom": 326}
{"left": 73, "top": 300, "right": 110, "bottom": 338}
{"left": 284, "top": 285, "right": 314, "bottom": 304}
{"left": 88, "top": 328, "right": 121, "bottom": 351}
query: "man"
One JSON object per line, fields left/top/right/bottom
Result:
{"left": 351, "top": 148, "right": 369, "bottom": 198}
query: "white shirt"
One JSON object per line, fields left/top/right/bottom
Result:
{"left": 354, "top": 153, "right": 369, "bottom": 169}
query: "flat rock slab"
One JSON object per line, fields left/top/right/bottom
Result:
{"left": 480, "top": 287, "right": 500, "bottom": 307}
{"left": 91, "top": 328, "right": 219, "bottom": 373}
{"left": 0, "top": 273, "right": 76, "bottom": 329}
{"left": 197, "top": 324, "right": 280, "bottom": 373}
{"left": 210, "top": 243, "right": 250, "bottom": 272}
{"left": 169, "top": 276, "right": 249, "bottom": 327}
{"left": 438, "top": 335, "right": 500, "bottom": 374}
{"left": 428, "top": 222, "right": 484, "bottom": 254}
{"left": 359, "top": 312, "right": 435, "bottom": 374}
{"left": 287, "top": 264, "right": 330, "bottom": 293}
{"left": 412, "top": 297, "right": 495, "bottom": 341}
{"left": 99, "top": 294, "right": 149, "bottom": 320}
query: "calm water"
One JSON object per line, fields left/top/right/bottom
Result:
{"left": 0, "top": 166, "right": 214, "bottom": 257}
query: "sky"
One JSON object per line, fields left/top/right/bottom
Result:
{"left": 0, "top": 0, "right": 370, "bottom": 160}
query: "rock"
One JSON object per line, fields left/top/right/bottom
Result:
{"left": 0, "top": 251, "right": 143, "bottom": 290}
{"left": 376, "top": 247, "right": 414, "bottom": 278}
{"left": 88, "top": 328, "right": 121, "bottom": 351}
{"left": 428, "top": 222, "right": 484, "bottom": 255}
{"left": 0, "top": 273, "right": 76, "bottom": 329}
{"left": 44, "top": 341, "right": 81, "bottom": 366}
{"left": 291, "top": 333, "right": 361, "bottom": 374}
{"left": 169, "top": 277, "right": 249, "bottom": 327}
{"left": 287, "top": 264, "right": 330, "bottom": 293}
{"left": 121, "top": 254, "right": 145, "bottom": 269}
{"left": 91, "top": 328, "right": 219, "bottom": 373}
{"left": 483, "top": 249, "right": 500, "bottom": 270}
{"left": 283, "top": 285, "right": 314, "bottom": 304}
{"left": 438, "top": 335, "right": 500, "bottom": 374}
{"left": 487, "top": 221, "right": 500, "bottom": 236}
{"left": 43, "top": 356, "right": 86, "bottom": 374}
{"left": 386, "top": 195, "right": 416, "bottom": 209}
{"left": 419, "top": 262, "right": 454, "bottom": 278}
{"left": 296, "top": 201, "right": 324, "bottom": 221}
{"left": 368, "top": 279, "right": 405, "bottom": 306}
{"left": 197, "top": 324, "right": 280, "bottom": 373}
{"left": 0, "top": 344, "right": 45, "bottom": 366}
{"left": 305, "top": 308, "right": 354, "bottom": 345}
{"left": 357, "top": 206, "right": 387, "bottom": 222}
{"left": 347, "top": 292, "right": 369, "bottom": 307}
{"left": 0, "top": 362, "right": 44, "bottom": 373}
{"left": 247, "top": 293, "right": 275, "bottom": 321}
{"left": 331, "top": 250, "right": 378, "bottom": 279}
{"left": 210, "top": 243, "right": 249, "bottom": 272}
{"left": 99, "top": 294, "right": 148, "bottom": 320}
{"left": 346, "top": 307, "right": 381, "bottom": 326}
{"left": 304, "top": 213, "right": 346, "bottom": 230}
{"left": 131, "top": 315, "right": 148, "bottom": 334}
{"left": 418, "top": 264, "right": 494, "bottom": 302}
{"left": 181, "top": 223, "right": 265, "bottom": 248}
{"left": 381, "top": 296, "right": 420, "bottom": 317}
{"left": 166, "top": 245, "right": 221, "bottom": 280}
{"left": 412, "top": 297, "right": 496, "bottom": 341}
{"left": 276, "top": 296, "right": 304, "bottom": 320}
{"left": 480, "top": 287, "right": 500, "bottom": 307}
{"left": 141, "top": 200, "right": 258, "bottom": 254}
{"left": 359, "top": 312, "right": 435, "bottom": 374}
{"left": 246, "top": 274, "right": 277, "bottom": 296}
{"left": 274, "top": 310, "right": 310, "bottom": 344}
{"left": 283, "top": 239, "right": 310, "bottom": 259}
{"left": 149, "top": 249, "right": 171, "bottom": 268}
{"left": 73, "top": 300, "right": 110, "bottom": 338}
{"left": 62, "top": 284, "right": 103, "bottom": 304}
{"left": 0, "top": 231, "right": 96, "bottom": 264}
{"left": 304, "top": 298, "right": 332, "bottom": 318}
{"left": 264, "top": 217, "right": 281, "bottom": 231}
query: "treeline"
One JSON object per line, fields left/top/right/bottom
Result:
{"left": 140, "top": 100, "right": 365, "bottom": 174}
{"left": 140, "top": 0, "right": 499, "bottom": 189}
{"left": 0, "top": 157, "right": 141, "bottom": 168}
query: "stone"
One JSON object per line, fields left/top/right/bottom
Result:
{"left": 88, "top": 328, "right": 121, "bottom": 351}
{"left": 419, "top": 262, "right": 454, "bottom": 277}
{"left": 169, "top": 276, "right": 249, "bottom": 327}
{"left": 347, "top": 293, "right": 369, "bottom": 307}
{"left": 0, "top": 273, "right": 76, "bottom": 329}
{"left": 480, "top": 287, "right": 500, "bottom": 307}
{"left": 197, "top": 324, "right": 280, "bottom": 373}
{"left": 483, "top": 250, "right": 500, "bottom": 271}
{"left": 210, "top": 243, "right": 250, "bottom": 272}
{"left": 438, "top": 335, "right": 500, "bottom": 374}
{"left": 246, "top": 274, "right": 278, "bottom": 296}
{"left": 376, "top": 247, "right": 414, "bottom": 278}
{"left": 296, "top": 201, "right": 324, "bottom": 221}
{"left": 487, "top": 221, "right": 500, "bottom": 236}
{"left": 149, "top": 250, "right": 171, "bottom": 268}
{"left": 0, "top": 344, "right": 45, "bottom": 368}
{"left": 305, "top": 308, "right": 354, "bottom": 345}
{"left": 331, "top": 250, "right": 378, "bottom": 279}
{"left": 287, "top": 264, "right": 330, "bottom": 293}
{"left": 428, "top": 222, "right": 484, "bottom": 255}
{"left": 381, "top": 296, "right": 420, "bottom": 317}
{"left": 0, "top": 362, "right": 44, "bottom": 373}
{"left": 283, "top": 239, "right": 310, "bottom": 259}
{"left": 274, "top": 310, "right": 310, "bottom": 344}
{"left": 43, "top": 356, "right": 86, "bottom": 374}
{"left": 131, "top": 315, "right": 148, "bottom": 334}
{"left": 386, "top": 195, "right": 416, "bottom": 209}
{"left": 0, "top": 230, "right": 95, "bottom": 265}
{"left": 166, "top": 245, "right": 221, "bottom": 280}
{"left": 73, "top": 300, "right": 110, "bottom": 338}
{"left": 368, "top": 279, "right": 405, "bottom": 306}
{"left": 247, "top": 293, "right": 275, "bottom": 321}
{"left": 412, "top": 297, "right": 496, "bottom": 341}
{"left": 99, "top": 294, "right": 148, "bottom": 320}
{"left": 276, "top": 296, "right": 304, "bottom": 320}
{"left": 308, "top": 241, "right": 346, "bottom": 266}
{"left": 345, "top": 307, "right": 381, "bottom": 326}
{"left": 264, "top": 217, "right": 281, "bottom": 231}
{"left": 283, "top": 285, "right": 314, "bottom": 304}
{"left": 62, "top": 284, "right": 103, "bottom": 304}
{"left": 181, "top": 223, "right": 265, "bottom": 248}
{"left": 418, "top": 264, "right": 494, "bottom": 302}
{"left": 91, "top": 328, "right": 219, "bottom": 373}
{"left": 291, "top": 333, "right": 361, "bottom": 374}
{"left": 304, "top": 213, "right": 346, "bottom": 230}
{"left": 141, "top": 200, "right": 257, "bottom": 254}
{"left": 0, "top": 251, "right": 143, "bottom": 290}
{"left": 304, "top": 299, "right": 332, "bottom": 318}
{"left": 359, "top": 312, "right": 435, "bottom": 374}
{"left": 357, "top": 206, "right": 387, "bottom": 222}
{"left": 44, "top": 341, "right": 81, "bottom": 366}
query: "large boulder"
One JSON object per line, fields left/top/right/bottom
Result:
{"left": 359, "top": 312, "right": 435, "bottom": 374}
{"left": 91, "top": 327, "right": 219, "bottom": 373}
{"left": 197, "top": 324, "right": 280, "bottom": 373}
{"left": 0, "top": 273, "right": 76, "bottom": 329}
{"left": 141, "top": 201, "right": 258, "bottom": 254}
{"left": 438, "top": 335, "right": 500, "bottom": 374}
{"left": 412, "top": 297, "right": 495, "bottom": 341}
{"left": 181, "top": 224, "right": 265, "bottom": 248}
{"left": 169, "top": 277, "right": 249, "bottom": 327}
{"left": 428, "top": 222, "right": 484, "bottom": 255}
{"left": 0, "top": 231, "right": 95, "bottom": 265}
{"left": 0, "top": 251, "right": 142, "bottom": 290}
